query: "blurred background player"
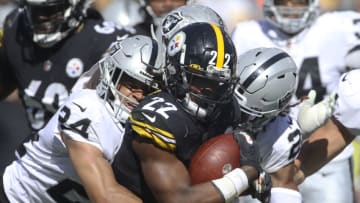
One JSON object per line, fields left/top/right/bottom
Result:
{"left": 195, "top": 0, "right": 260, "bottom": 32}
{"left": 232, "top": 0, "right": 360, "bottom": 202}
{"left": 1, "top": 35, "right": 164, "bottom": 203}
{"left": 100, "top": 0, "right": 145, "bottom": 27}
{"left": 133, "top": 0, "right": 188, "bottom": 36}
{"left": 0, "top": 0, "right": 133, "bottom": 170}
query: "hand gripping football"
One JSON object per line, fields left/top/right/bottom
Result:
{"left": 189, "top": 134, "right": 240, "bottom": 185}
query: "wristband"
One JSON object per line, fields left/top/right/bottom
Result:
{"left": 212, "top": 168, "right": 249, "bottom": 202}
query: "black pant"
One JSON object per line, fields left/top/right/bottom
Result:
{"left": 0, "top": 172, "right": 10, "bottom": 203}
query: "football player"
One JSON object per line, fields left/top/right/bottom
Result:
{"left": 72, "top": 4, "right": 226, "bottom": 95}
{"left": 110, "top": 22, "right": 262, "bottom": 203}
{"left": 231, "top": 47, "right": 301, "bottom": 203}
{"left": 0, "top": 0, "right": 134, "bottom": 131}
{"left": 231, "top": 0, "right": 360, "bottom": 202}
{"left": 1, "top": 35, "right": 164, "bottom": 203}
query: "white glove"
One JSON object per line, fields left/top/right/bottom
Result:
{"left": 297, "top": 90, "right": 336, "bottom": 134}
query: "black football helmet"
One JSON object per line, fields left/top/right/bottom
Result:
{"left": 165, "top": 22, "right": 237, "bottom": 121}
{"left": 22, "top": 0, "right": 92, "bottom": 47}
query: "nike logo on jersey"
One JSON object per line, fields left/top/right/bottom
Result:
{"left": 342, "top": 73, "right": 348, "bottom": 81}
{"left": 73, "top": 102, "right": 87, "bottom": 112}
{"left": 141, "top": 112, "right": 156, "bottom": 123}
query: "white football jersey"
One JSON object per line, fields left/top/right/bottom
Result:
{"left": 257, "top": 114, "right": 302, "bottom": 173}
{"left": 232, "top": 11, "right": 360, "bottom": 162}
{"left": 334, "top": 69, "right": 360, "bottom": 136}
{"left": 3, "top": 89, "right": 125, "bottom": 203}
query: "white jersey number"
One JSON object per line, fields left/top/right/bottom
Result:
{"left": 58, "top": 105, "right": 91, "bottom": 138}
{"left": 142, "top": 97, "right": 178, "bottom": 119}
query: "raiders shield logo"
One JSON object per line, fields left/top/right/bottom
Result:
{"left": 162, "top": 11, "right": 184, "bottom": 35}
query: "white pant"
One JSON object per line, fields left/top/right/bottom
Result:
{"left": 236, "top": 195, "right": 260, "bottom": 203}
{"left": 299, "top": 158, "right": 354, "bottom": 203}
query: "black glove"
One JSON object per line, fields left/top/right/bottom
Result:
{"left": 250, "top": 171, "right": 272, "bottom": 203}
{"left": 233, "top": 129, "right": 261, "bottom": 172}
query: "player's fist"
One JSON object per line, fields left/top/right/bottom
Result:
{"left": 297, "top": 90, "right": 336, "bottom": 134}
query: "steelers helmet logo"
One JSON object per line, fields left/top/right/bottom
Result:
{"left": 66, "top": 58, "right": 84, "bottom": 78}
{"left": 168, "top": 31, "right": 186, "bottom": 57}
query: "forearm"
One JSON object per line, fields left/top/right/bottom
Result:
{"left": 295, "top": 117, "right": 355, "bottom": 178}
{"left": 65, "top": 136, "right": 141, "bottom": 203}
{"left": 163, "top": 167, "right": 254, "bottom": 203}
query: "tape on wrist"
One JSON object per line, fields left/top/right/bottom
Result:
{"left": 211, "top": 168, "right": 249, "bottom": 202}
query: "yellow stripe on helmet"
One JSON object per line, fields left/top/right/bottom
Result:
{"left": 210, "top": 23, "right": 225, "bottom": 69}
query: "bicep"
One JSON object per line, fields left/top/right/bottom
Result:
{"left": 132, "top": 139, "right": 190, "bottom": 202}
{"left": 296, "top": 117, "right": 355, "bottom": 177}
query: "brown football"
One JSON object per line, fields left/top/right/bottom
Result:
{"left": 189, "top": 133, "right": 240, "bottom": 185}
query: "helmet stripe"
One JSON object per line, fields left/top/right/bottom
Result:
{"left": 243, "top": 52, "right": 290, "bottom": 89}
{"left": 149, "top": 39, "right": 158, "bottom": 67}
{"left": 210, "top": 23, "right": 225, "bottom": 69}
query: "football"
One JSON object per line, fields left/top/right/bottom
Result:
{"left": 189, "top": 133, "right": 240, "bottom": 185}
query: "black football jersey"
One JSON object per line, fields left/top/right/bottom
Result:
{"left": 0, "top": 9, "right": 133, "bottom": 131}
{"left": 112, "top": 91, "right": 230, "bottom": 202}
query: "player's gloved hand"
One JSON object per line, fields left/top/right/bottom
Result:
{"left": 233, "top": 130, "right": 261, "bottom": 172}
{"left": 250, "top": 171, "right": 272, "bottom": 203}
{"left": 297, "top": 90, "right": 336, "bottom": 134}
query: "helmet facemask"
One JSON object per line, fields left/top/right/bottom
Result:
{"left": 235, "top": 86, "right": 282, "bottom": 134}
{"left": 175, "top": 64, "right": 234, "bottom": 121}
{"left": 24, "top": 0, "right": 89, "bottom": 47}
{"left": 264, "top": 0, "right": 319, "bottom": 34}
{"left": 96, "top": 35, "right": 163, "bottom": 123}
{"left": 97, "top": 57, "right": 156, "bottom": 123}
{"left": 165, "top": 22, "right": 237, "bottom": 122}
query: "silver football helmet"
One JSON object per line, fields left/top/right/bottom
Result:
{"left": 23, "top": 0, "right": 93, "bottom": 47}
{"left": 157, "top": 4, "right": 226, "bottom": 44}
{"left": 96, "top": 35, "right": 165, "bottom": 123}
{"left": 234, "top": 47, "right": 298, "bottom": 133}
{"left": 263, "top": 0, "right": 319, "bottom": 34}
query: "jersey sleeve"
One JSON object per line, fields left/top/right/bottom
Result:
{"left": 334, "top": 70, "right": 360, "bottom": 136}
{"left": 256, "top": 115, "right": 302, "bottom": 173}
{"left": 129, "top": 109, "right": 177, "bottom": 152}
{"left": 57, "top": 91, "right": 106, "bottom": 152}
{"left": 127, "top": 94, "right": 190, "bottom": 152}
